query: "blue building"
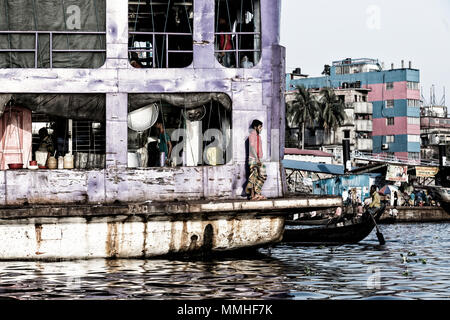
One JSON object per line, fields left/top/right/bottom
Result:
{"left": 286, "top": 58, "right": 421, "bottom": 160}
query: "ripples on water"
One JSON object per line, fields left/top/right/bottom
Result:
{"left": 0, "top": 223, "right": 449, "bottom": 300}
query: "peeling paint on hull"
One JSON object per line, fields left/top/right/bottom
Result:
{"left": 0, "top": 215, "right": 284, "bottom": 260}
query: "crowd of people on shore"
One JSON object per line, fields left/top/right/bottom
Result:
{"left": 342, "top": 185, "right": 440, "bottom": 210}
{"left": 387, "top": 189, "right": 439, "bottom": 207}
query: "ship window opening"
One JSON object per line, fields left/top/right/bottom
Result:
{"left": 0, "top": 0, "right": 106, "bottom": 69}
{"left": 128, "top": 93, "right": 232, "bottom": 168}
{"left": 215, "top": 0, "right": 261, "bottom": 68}
{"left": 0, "top": 94, "right": 105, "bottom": 170}
{"left": 128, "top": 0, "right": 193, "bottom": 68}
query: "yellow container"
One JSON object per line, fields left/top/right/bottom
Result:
{"left": 64, "top": 154, "right": 74, "bottom": 169}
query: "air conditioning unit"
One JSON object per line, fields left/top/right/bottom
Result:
{"left": 381, "top": 144, "right": 389, "bottom": 150}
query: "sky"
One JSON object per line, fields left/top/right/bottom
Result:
{"left": 280, "top": 0, "right": 450, "bottom": 106}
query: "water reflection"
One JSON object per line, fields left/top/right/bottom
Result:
{"left": 0, "top": 223, "right": 448, "bottom": 300}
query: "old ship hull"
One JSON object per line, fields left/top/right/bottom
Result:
{"left": 0, "top": 197, "right": 341, "bottom": 260}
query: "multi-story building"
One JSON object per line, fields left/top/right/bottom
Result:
{"left": 286, "top": 87, "right": 373, "bottom": 163}
{"left": 421, "top": 105, "right": 450, "bottom": 160}
{"left": 286, "top": 58, "right": 421, "bottom": 161}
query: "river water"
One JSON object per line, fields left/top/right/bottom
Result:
{"left": 0, "top": 223, "right": 448, "bottom": 300}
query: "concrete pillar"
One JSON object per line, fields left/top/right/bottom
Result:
{"left": 193, "top": 0, "right": 215, "bottom": 68}
{"left": 106, "top": 93, "right": 128, "bottom": 168}
{"left": 105, "top": 0, "right": 129, "bottom": 68}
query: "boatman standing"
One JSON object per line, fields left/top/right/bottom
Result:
{"left": 246, "top": 120, "right": 267, "bottom": 201}
{"left": 368, "top": 185, "right": 381, "bottom": 215}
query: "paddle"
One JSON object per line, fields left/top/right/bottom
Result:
{"left": 368, "top": 209, "right": 386, "bottom": 245}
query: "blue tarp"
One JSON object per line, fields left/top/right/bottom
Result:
{"left": 313, "top": 173, "right": 382, "bottom": 201}
{"left": 282, "top": 159, "right": 344, "bottom": 175}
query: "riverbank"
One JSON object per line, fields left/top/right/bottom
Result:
{"left": 379, "top": 206, "right": 450, "bottom": 223}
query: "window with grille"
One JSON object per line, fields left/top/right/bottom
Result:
{"left": 407, "top": 99, "right": 420, "bottom": 107}
{"left": 1, "top": 94, "right": 106, "bottom": 170}
{"left": 386, "top": 82, "right": 394, "bottom": 90}
{"left": 128, "top": 0, "right": 193, "bottom": 68}
{"left": 386, "top": 135, "right": 395, "bottom": 143}
{"left": 386, "top": 117, "right": 394, "bottom": 125}
{"left": 407, "top": 82, "right": 419, "bottom": 90}
{"left": 386, "top": 100, "right": 394, "bottom": 108}
{"left": 215, "top": 0, "right": 261, "bottom": 68}
{"left": 408, "top": 152, "right": 420, "bottom": 160}
{"left": 408, "top": 135, "right": 420, "bottom": 143}
{"left": 407, "top": 117, "right": 420, "bottom": 125}
{"left": 0, "top": 0, "right": 106, "bottom": 68}
{"left": 72, "top": 120, "right": 105, "bottom": 168}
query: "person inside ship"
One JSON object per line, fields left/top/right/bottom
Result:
{"left": 37, "top": 127, "right": 55, "bottom": 165}
{"left": 245, "top": 119, "right": 267, "bottom": 201}
{"left": 218, "top": 18, "right": 234, "bottom": 67}
{"left": 155, "top": 121, "right": 172, "bottom": 166}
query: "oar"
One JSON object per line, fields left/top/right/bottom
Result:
{"left": 368, "top": 210, "right": 385, "bottom": 245}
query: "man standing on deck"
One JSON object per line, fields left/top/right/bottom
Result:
{"left": 246, "top": 120, "right": 267, "bottom": 201}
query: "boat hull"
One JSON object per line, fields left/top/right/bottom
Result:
{"left": 0, "top": 214, "right": 285, "bottom": 260}
{"left": 282, "top": 207, "right": 385, "bottom": 245}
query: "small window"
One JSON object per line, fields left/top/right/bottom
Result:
{"left": 408, "top": 152, "right": 420, "bottom": 160}
{"left": 407, "top": 82, "right": 419, "bottom": 90}
{"left": 407, "top": 99, "right": 420, "bottom": 107}
{"left": 408, "top": 117, "right": 420, "bottom": 125}
{"left": 387, "top": 117, "right": 395, "bottom": 126}
{"left": 128, "top": 1, "right": 194, "bottom": 68}
{"left": 386, "top": 82, "right": 394, "bottom": 90}
{"left": 408, "top": 135, "right": 420, "bottom": 143}
{"left": 344, "top": 130, "right": 350, "bottom": 139}
{"left": 386, "top": 100, "right": 394, "bottom": 108}
{"left": 0, "top": 0, "right": 106, "bottom": 68}
{"left": 215, "top": 0, "right": 261, "bottom": 68}
{"left": 386, "top": 135, "right": 395, "bottom": 143}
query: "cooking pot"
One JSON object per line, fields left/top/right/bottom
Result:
{"left": 8, "top": 163, "right": 23, "bottom": 170}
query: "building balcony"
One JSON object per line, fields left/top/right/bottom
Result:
{"left": 356, "top": 138, "right": 373, "bottom": 151}
{"left": 421, "top": 117, "right": 450, "bottom": 129}
{"left": 354, "top": 102, "right": 373, "bottom": 114}
{"left": 355, "top": 120, "right": 372, "bottom": 132}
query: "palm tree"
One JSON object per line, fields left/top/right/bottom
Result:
{"left": 317, "top": 87, "right": 346, "bottom": 144}
{"left": 287, "top": 85, "right": 319, "bottom": 149}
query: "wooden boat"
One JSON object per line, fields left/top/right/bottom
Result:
{"left": 282, "top": 205, "right": 386, "bottom": 245}
{"left": 285, "top": 218, "right": 330, "bottom": 226}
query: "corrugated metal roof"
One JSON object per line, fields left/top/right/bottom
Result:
{"left": 282, "top": 159, "right": 344, "bottom": 175}
{"left": 284, "top": 148, "right": 334, "bottom": 157}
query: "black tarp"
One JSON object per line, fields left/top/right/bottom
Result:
{"left": 0, "top": 0, "right": 106, "bottom": 68}
{"left": 1, "top": 93, "right": 232, "bottom": 122}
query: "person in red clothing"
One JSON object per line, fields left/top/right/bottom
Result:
{"left": 245, "top": 119, "right": 267, "bottom": 200}
{"left": 218, "top": 18, "right": 234, "bottom": 67}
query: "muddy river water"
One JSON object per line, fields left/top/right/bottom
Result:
{"left": 0, "top": 223, "right": 448, "bottom": 300}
